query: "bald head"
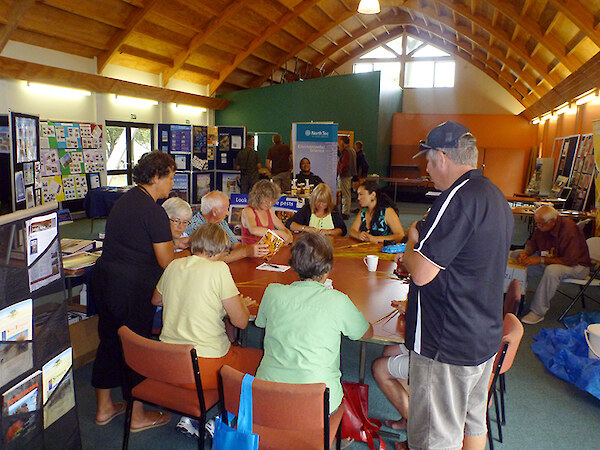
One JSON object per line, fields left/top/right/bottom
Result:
{"left": 201, "top": 191, "right": 229, "bottom": 223}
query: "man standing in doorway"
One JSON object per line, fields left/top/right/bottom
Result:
{"left": 337, "top": 135, "right": 357, "bottom": 220}
{"left": 266, "top": 133, "right": 292, "bottom": 193}
{"left": 401, "top": 121, "right": 513, "bottom": 450}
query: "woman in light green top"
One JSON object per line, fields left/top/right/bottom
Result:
{"left": 286, "top": 183, "right": 347, "bottom": 236}
{"left": 255, "top": 233, "right": 373, "bottom": 412}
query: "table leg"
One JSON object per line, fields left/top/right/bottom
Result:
{"left": 359, "top": 340, "right": 367, "bottom": 383}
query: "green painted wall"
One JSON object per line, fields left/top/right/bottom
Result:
{"left": 216, "top": 72, "right": 402, "bottom": 177}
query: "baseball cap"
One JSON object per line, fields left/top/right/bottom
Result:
{"left": 413, "top": 121, "right": 471, "bottom": 158}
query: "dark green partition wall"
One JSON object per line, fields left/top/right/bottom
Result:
{"left": 215, "top": 72, "right": 402, "bottom": 178}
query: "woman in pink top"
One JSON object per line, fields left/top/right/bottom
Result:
{"left": 241, "top": 180, "right": 293, "bottom": 245}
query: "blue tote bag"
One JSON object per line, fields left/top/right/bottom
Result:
{"left": 212, "top": 373, "right": 259, "bottom": 450}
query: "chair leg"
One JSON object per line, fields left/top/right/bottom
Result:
{"left": 122, "top": 400, "right": 134, "bottom": 450}
{"left": 493, "top": 389, "right": 502, "bottom": 443}
{"left": 199, "top": 413, "right": 206, "bottom": 450}
{"left": 499, "top": 374, "right": 506, "bottom": 425}
{"left": 487, "top": 409, "right": 494, "bottom": 450}
{"left": 336, "top": 423, "right": 342, "bottom": 450}
{"left": 558, "top": 287, "right": 585, "bottom": 321}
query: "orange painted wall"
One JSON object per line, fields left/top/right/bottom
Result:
{"left": 391, "top": 113, "right": 537, "bottom": 195}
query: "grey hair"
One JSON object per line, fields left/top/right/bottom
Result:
{"left": 535, "top": 205, "right": 558, "bottom": 223}
{"left": 289, "top": 233, "right": 333, "bottom": 281}
{"left": 439, "top": 133, "right": 478, "bottom": 167}
{"left": 162, "top": 197, "right": 192, "bottom": 220}
{"left": 190, "top": 223, "right": 230, "bottom": 256}
{"left": 201, "top": 191, "right": 228, "bottom": 215}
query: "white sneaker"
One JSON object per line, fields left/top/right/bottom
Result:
{"left": 176, "top": 416, "right": 199, "bottom": 438}
{"left": 521, "top": 311, "right": 544, "bottom": 324}
{"left": 205, "top": 418, "right": 215, "bottom": 438}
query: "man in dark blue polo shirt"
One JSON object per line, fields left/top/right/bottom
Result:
{"left": 400, "top": 122, "right": 513, "bottom": 450}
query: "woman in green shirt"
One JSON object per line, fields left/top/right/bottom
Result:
{"left": 255, "top": 233, "right": 373, "bottom": 412}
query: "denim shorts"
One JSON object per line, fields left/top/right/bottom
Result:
{"left": 407, "top": 351, "right": 495, "bottom": 450}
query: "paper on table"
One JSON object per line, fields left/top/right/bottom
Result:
{"left": 256, "top": 263, "right": 290, "bottom": 272}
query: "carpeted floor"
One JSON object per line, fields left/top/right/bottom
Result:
{"left": 65, "top": 204, "right": 600, "bottom": 449}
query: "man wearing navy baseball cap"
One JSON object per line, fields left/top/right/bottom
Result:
{"left": 391, "top": 121, "right": 513, "bottom": 449}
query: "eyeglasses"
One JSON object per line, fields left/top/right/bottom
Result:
{"left": 170, "top": 218, "right": 190, "bottom": 226}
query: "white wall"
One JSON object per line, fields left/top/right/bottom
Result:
{"left": 0, "top": 41, "right": 213, "bottom": 131}
{"left": 338, "top": 58, "right": 524, "bottom": 115}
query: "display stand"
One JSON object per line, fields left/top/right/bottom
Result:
{"left": 0, "top": 202, "right": 81, "bottom": 449}
{"left": 568, "top": 133, "right": 596, "bottom": 211}
{"left": 159, "top": 124, "right": 246, "bottom": 204}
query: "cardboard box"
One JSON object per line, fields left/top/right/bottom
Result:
{"left": 69, "top": 314, "right": 99, "bottom": 369}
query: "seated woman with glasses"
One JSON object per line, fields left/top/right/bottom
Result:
{"left": 255, "top": 233, "right": 373, "bottom": 413}
{"left": 161, "top": 197, "right": 192, "bottom": 252}
{"left": 241, "top": 180, "right": 292, "bottom": 245}
{"left": 286, "top": 183, "right": 346, "bottom": 236}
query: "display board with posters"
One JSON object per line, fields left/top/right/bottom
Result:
{"left": 0, "top": 203, "right": 81, "bottom": 449}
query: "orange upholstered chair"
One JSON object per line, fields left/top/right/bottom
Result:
{"left": 118, "top": 326, "right": 219, "bottom": 450}
{"left": 218, "top": 365, "right": 344, "bottom": 450}
{"left": 486, "top": 313, "right": 524, "bottom": 450}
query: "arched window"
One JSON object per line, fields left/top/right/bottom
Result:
{"left": 353, "top": 34, "right": 455, "bottom": 88}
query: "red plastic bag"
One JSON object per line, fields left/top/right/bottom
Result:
{"left": 341, "top": 381, "right": 386, "bottom": 450}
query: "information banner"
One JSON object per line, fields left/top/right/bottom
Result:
{"left": 292, "top": 123, "right": 338, "bottom": 194}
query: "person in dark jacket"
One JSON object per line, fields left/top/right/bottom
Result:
{"left": 286, "top": 183, "right": 346, "bottom": 236}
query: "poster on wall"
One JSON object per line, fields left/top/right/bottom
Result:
{"left": 26, "top": 212, "right": 61, "bottom": 292}
{"left": 221, "top": 172, "right": 240, "bottom": 197}
{"left": 15, "top": 116, "right": 39, "bottom": 163}
{"left": 170, "top": 125, "right": 192, "bottom": 153}
{"left": 171, "top": 172, "right": 189, "bottom": 201}
{"left": 193, "top": 172, "right": 213, "bottom": 203}
{"left": 0, "top": 125, "right": 9, "bottom": 154}
{"left": 292, "top": 122, "right": 339, "bottom": 194}
{"left": 0, "top": 299, "right": 34, "bottom": 388}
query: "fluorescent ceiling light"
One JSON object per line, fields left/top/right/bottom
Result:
{"left": 26, "top": 81, "right": 91, "bottom": 97}
{"left": 175, "top": 104, "right": 207, "bottom": 113}
{"left": 358, "top": 0, "right": 380, "bottom": 14}
{"left": 531, "top": 118, "right": 540, "bottom": 124}
{"left": 575, "top": 91, "right": 597, "bottom": 106}
{"left": 113, "top": 94, "right": 158, "bottom": 106}
{"left": 556, "top": 104, "right": 569, "bottom": 115}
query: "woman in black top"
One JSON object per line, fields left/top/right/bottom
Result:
{"left": 286, "top": 183, "right": 346, "bottom": 236}
{"left": 349, "top": 180, "right": 405, "bottom": 243}
{"left": 91, "top": 151, "right": 179, "bottom": 431}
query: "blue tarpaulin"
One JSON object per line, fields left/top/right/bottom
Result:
{"left": 532, "top": 313, "right": 600, "bottom": 400}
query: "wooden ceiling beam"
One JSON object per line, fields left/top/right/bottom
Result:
{"left": 520, "top": 50, "right": 600, "bottom": 120}
{"left": 0, "top": 0, "right": 37, "bottom": 53}
{"left": 0, "top": 55, "right": 228, "bottom": 109}
{"left": 546, "top": 0, "right": 600, "bottom": 48}
{"left": 407, "top": 7, "right": 544, "bottom": 91}
{"left": 486, "top": 0, "right": 580, "bottom": 72}
{"left": 97, "top": 0, "right": 159, "bottom": 74}
{"left": 404, "top": 0, "right": 560, "bottom": 86}
{"left": 250, "top": 8, "right": 357, "bottom": 90}
{"left": 209, "top": 0, "right": 321, "bottom": 95}
{"left": 118, "top": 44, "right": 172, "bottom": 66}
{"left": 40, "top": 0, "right": 127, "bottom": 29}
{"left": 163, "top": 0, "right": 252, "bottom": 86}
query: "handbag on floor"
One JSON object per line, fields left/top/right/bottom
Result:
{"left": 212, "top": 374, "right": 259, "bottom": 450}
{"left": 341, "top": 381, "right": 386, "bottom": 450}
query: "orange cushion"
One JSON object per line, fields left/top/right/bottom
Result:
{"left": 132, "top": 379, "right": 219, "bottom": 417}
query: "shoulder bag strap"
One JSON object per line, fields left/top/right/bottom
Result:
{"left": 236, "top": 374, "right": 254, "bottom": 434}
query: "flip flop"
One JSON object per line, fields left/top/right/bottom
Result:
{"left": 95, "top": 402, "right": 127, "bottom": 426}
{"left": 384, "top": 419, "right": 407, "bottom": 430}
{"left": 130, "top": 411, "right": 170, "bottom": 433}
